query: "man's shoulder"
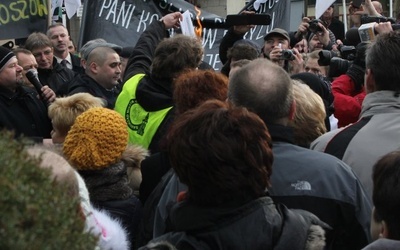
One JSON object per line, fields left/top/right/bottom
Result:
{"left": 310, "top": 128, "right": 342, "bottom": 152}
{"left": 274, "top": 140, "right": 354, "bottom": 173}
{"left": 68, "top": 74, "right": 94, "bottom": 93}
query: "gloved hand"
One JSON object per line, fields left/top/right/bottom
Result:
{"left": 346, "top": 64, "right": 365, "bottom": 92}
{"left": 346, "top": 42, "right": 369, "bottom": 92}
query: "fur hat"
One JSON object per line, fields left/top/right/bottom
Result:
{"left": 63, "top": 107, "right": 129, "bottom": 170}
{"left": 48, "top": 93, "right": 105, "bottom": 136}
{"left": 0, "top": 46, "right": 15, "bottom": 72}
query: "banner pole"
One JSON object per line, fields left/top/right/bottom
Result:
{"left": 47, "top": 0, "right": 52, "bottom": 27}
{"left": 389, "top": 0, "right": 393, "bottom": 18}
{"left": 342, "top": 0, "right": 347, "bottom": 34}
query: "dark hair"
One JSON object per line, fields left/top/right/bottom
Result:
{"left": 228, "top": 58, "right": 293, "bottom": 124}
{"left": 227, "top": 43, "right": 259, "bottom": 62}
{"left": 366, "top": 31, "right": 400, "bottom": 93}
{"left": 173, "top": 70, "right": 228, "bottom": 115}
{"left": 24, "top": 32, "right": 53, "bottom": 51}
{"left": 372, "top": 151, "right": 400, "bottom": 240}
{"left": 230, "top": 59, "right": 252, "bottom": 68}
{"left": 167, "top": 100, "right": 273, "bottom": 207}
{"left": 151, "top": 35, "right": 203, "bottom": 79}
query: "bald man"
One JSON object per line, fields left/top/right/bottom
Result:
{"left": 67, "top": 44, "right": 122, "bottom": 109}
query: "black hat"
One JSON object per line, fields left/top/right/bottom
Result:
{"left": 264, "top": 28, "right": 290, "bottom": 42}
{"left": 0, "top": 46, "right": 15, "bottom": 72}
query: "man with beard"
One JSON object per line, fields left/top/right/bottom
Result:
{"left": 0, "top": 46, "right": 53, "bottom": 140}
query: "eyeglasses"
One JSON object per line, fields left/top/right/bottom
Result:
{"left": 33, "top": 49, "right": 53, "bottom": 58}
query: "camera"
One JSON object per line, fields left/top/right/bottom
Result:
{"left": 318, "top": 50, "right": 339, "bottom": 66}
{"left": 318, "top": 44, "right": 356, "bottom": 78}
{"left": 360, "top": 15, "right": 395, "bottom": 25}
{"left": 329, "top": 58, "right": 353, "bottom": 78}
{"left": 338, "top": 45, "right": 356, "bottom": 60}
{"left": 358, "top": 17, "right": 400, "bottom": 42}
{"left": 280, "top": 49, "right": 296, "bottom": 61}
{"left": 308, "top": 19, "right": 325, "bottom": 33}
{"left": 318, "top": 44, "right": 356, "bottom": 66}
{"left": 318, "top": 50, "right": 352, "bottom": 78}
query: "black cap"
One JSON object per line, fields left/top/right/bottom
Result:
{"left": 264, "top": 28, "right": 290, "bottom": 42}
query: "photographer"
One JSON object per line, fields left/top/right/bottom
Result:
{"left": 264, "top": 28, "right": 303, "bottom": 72}
{"left": 311, "top": 24, "right": 398, "bottom": 201}
{"left": 219, "top": 11, "right": 303, "bottom": 74}
{"left": 331, "top": 22, "right": 392, "bottom": 127}
{"left": 294, "top": 17, "right": 336, "bottom": 52}
{"left": 331, "top": 42, "right": 368, "bottom": 128}
{"left": 349, "top": 0, "right": 383, "bottom": 28}
{"left": 320, "top": 5, "right": 345, "bottom": 41}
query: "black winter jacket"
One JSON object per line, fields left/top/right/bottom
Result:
{"left": 68, "top": 74, "right": 120, "bottom": 109}
{"left": 38, "top": 58, "right": 75, "bottom": 96}
{"left": 140, "top": 197, "right": 328, "bottom": 250}
{"left": 0, "top": 85, "right": 52, "bottom": 139}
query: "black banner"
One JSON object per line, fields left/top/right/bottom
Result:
{"left": 79, "top": 0, "right": 291, "bottom": 70}
{"left": 0, "top": 0, "right": 49, "bottom": 40}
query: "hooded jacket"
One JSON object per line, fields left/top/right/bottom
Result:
{"left": 115, "top": 20, "right": 175, "bottom": 154}
{"left": 140, "top": 197, "right": 328, "bottom": 250}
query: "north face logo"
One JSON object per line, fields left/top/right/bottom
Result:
{"left": 291, "top": 181, "right": 312, "bottom": 191}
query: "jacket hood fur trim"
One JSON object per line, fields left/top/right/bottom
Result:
{"left": 122, "top": 144, "right": 149, "bottom": 191}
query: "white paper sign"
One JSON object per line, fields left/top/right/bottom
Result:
{"left": 180, "top": 10, "right": 196, "bottom": 37}
{"left": 315, "top": 0, "right": 336, "bottom": 19}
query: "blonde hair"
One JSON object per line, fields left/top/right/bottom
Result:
{"left": 48, "top": 93, "right": 105, "bottom": 137}
{"left": 289, "top": 80, "right": 327, "bottom": 147}
{"left": 305, "top": 50, "right": 329, "bottom": 76}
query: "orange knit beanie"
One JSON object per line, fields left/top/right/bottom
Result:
{"left": 63, "top": 107, "right": 128, "bottom": 170}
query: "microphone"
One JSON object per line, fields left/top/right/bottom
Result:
{"left": 25, "top": 68, "right": 51, "bottom": 107}
{"left": 26, "top": 69, "right": 44, "bottom": 95}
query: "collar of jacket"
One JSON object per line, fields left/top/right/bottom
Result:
{"left": 38, "top": 57, "right": 64, "bottom": 74}
{"left": 361, "top": 90, "right": 400, "bottom": 118}
{"left": 264, "top": 123, "right": 294, "bottom": 144}
{"left": 169, "top": 195, "right": 275, "bottom": 232}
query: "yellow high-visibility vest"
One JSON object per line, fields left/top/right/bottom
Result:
{"left": 115, "top": 74, "right": 172, "bottom": 149}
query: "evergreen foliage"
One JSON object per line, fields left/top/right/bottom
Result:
{"left": 0, "top": 132, "right": 98, "bottom": 249}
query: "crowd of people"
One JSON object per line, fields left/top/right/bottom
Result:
{"left": 1, "top": 0, "right": 400, "bottom": 249}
